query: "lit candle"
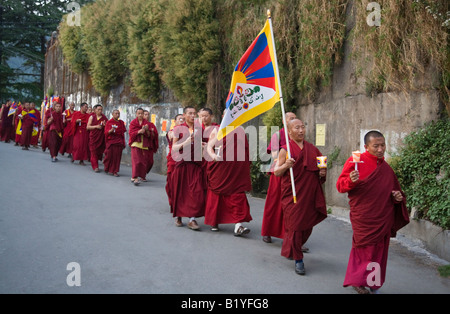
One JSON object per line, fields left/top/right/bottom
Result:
{"left": 352, "top": 150, "right": 361, "bottom": 163}
{"left": 351, "top": 150, "right": 363, "bottom": 170}
{"left": 316, "top": 156, "right": 327, "bottom": 169}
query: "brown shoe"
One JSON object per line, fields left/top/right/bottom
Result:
{"left": 188, "top": 220, "right": 200, "bottom": 230}
{"left": 262, "top": 236, "right": 272, "bottom": 243}
{"left": 175, "top": 217, "right": 183, "bottom": 227}
{"left": 353, "top": 286, "right": 370, "bottom": 294}
{"left": 234, "top": 226, "right": 250, "bottom": 237}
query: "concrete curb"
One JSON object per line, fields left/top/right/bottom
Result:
{"left": 328, "top": 206, "right": 450, "bottom": 263}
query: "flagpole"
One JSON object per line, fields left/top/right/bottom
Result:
{"left": 267, "top": 10, "right": 297, "bottom": 204}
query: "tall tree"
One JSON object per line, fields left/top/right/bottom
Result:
{"left": 0, "top": 0, "right": 92, "bottom": 103}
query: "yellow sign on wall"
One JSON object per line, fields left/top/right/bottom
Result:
{"left": 316, "top": 124, "right": 326, "bottom": 146}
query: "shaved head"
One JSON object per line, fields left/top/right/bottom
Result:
{"left": 287, "top": 119, "right": 304, "bottom": 130}
{"left": 285, "top": 112, "right": 297, "bottom": 122}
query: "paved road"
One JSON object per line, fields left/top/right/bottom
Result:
{"left": 0, "top": 142, "right": 448, "bottom": 295}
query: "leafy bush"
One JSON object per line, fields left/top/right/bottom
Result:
{"left": 59, "top": 13, "right": 89, "bottom": 74}
{"left": 390, "top": 117, "right": 450, "bottom": 229}
{"left": 155, "top": 0, "right": 221, "bottom": 106}
{"left": 127, "top": 0, "right": 163, "bottom": 102}
{"left": 81, "top": 0, "right": 130, "bottom": 96}
{"left": 351, "top": 0, "right": 449, "bottom": 107}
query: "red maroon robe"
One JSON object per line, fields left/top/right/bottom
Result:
{"left": 337, "top": 151, "right": 409, "bottom": 289}
{"left": 14, "top": 105, "right": 23, "bottom": 144}
{"left": 103, "top": 118, "right": 126, "bottom": 174}
{"left": 201, "top": 123, "right": 219, "bottom": 187}
{"left": 145, "top": 122, "right": 159, "bottom": 175}
{"left": 59, "top": 109, "right": 74, "bottom": 155}
{"left": 19, "top": 109, "right": 38, "bottom": 148}
{"left": 89, "top": 114, "right": 108, "bottom": 170}
{"left": 30, "top": 109, "right": 41, "bottom": 146}
{"left": 280, "top": 140, "right": 327, "bottom": 261}
{"left": 204, "top": 127, "right": 252, "bottom": 226}
{"left": 0, "top": 104, "right": 14, "bottom": 142}
{"left": 261, "top": 128, "right": 289, "bottom": 239}
{"left": 170, "top": 122, "right": 206, "bottom": 218}
{"left": 166, "top": 132, "right": 176, "bottom": 211}
{"left": 129, "top": 118, "right": 153, "bottom": 179}
{"left": 70, "top": 111, "right": 90, "bottom": 161}
{"left": 48, "top": 110, "right": 64, "bottom": 158}
{"left": 40, "top": 108, "right": 52, "bottom": 151}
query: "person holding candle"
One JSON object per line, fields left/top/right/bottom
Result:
{"left": 336, "top": 130, "right": 409, "bottom": 294}
{"left": 103, "top": 109, "right": 126, "bottom": 177}
{"left": 274, "top": 119, "right": 327, "bottom": 275}
{"left": 47, "top": 102, "right": 64, "bottom": 162}
{"left": 166, "top": 114, "right": 185, "bottom": 212}
{"left": 70, "top": 102, "right": 91, "bottom": 165}
{"left": 87, "top": 104, "right": 108, "bottom": 173}
{"left": 142, "top": 110, "right": 159, "bottom": 180}
{"left": 41, "top": 102, "right": 55, "bottom": 152}
{"left": 170, "top": 106, "right": 206, "bottom": 230}
{"left": 59, "top": 102, "right": 75, "bottom": 158}
{"left": 261, "top": 112, "right": 296, "bottom": 244}
{"left": 129, "top": 108, "right": 155, "bottom": 185}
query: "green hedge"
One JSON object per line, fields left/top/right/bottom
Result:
{"left": 390, "top": 117, "right": 450, "bottom": 229}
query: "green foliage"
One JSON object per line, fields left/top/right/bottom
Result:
{"left": 0, "top": 0, "right": 93, "bottom": 103}
{"left": 250, "top": 159, "right": 269, "bottom": 196}
{"left": 438, "top": 264, "right": 450, "bottom": 277}
{"left": 156, "top": 0, "right": 221, "bottom": 106}
{"left": 262, "top": 103, "right": 283, "bottom": 129}
{"left": 127, "top": 0, "right": 163, "bottom": 102}
{"left": 81, "top": 0, "right": 130, "bottom": 96}
{"left": 295, "top": 0, "right": 348, "bottom": 102}
{"left": 390, "top": 118, "right": 450, "bottom": 229}
{"left": 59, "top": 14, "right": 88, "bottom": 74}
{"left": 352, "top": 0, "right": 449, "bottom": 110}
{"left": 56, "top": 0, "right": 447, "bottom": 115}
{"left": 326, "top": 146, "right": 341, "bottom": 169}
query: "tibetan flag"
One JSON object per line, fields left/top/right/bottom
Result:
{"left": 217, "top": 19, "right": 280, "bottom": 140}
{"left": 15, "top": 109, "right": 39, "bottom": 136}
{"left": 8, "top": 102, "right": 18, "bottom": 116}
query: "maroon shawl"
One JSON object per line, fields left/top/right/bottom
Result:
{"left": 104, "top": 118, "right": 126, "bottom": 149}
{"left": 280, "top": 140, "right": 327, "bottom": 231}
{"left": 128, "top": 118, "right": 158, "bottom": 150}
{"left": 49, "top": 110, "right": 64, "bottom": 133}
{"left": 207, "top": 127, "right": 251, "bottom": 195}
{"left": 347, "top": 160, "right": 409, "bottom": 248}
{"left": 89, "top": 114, "right": 107, "bottom": 152}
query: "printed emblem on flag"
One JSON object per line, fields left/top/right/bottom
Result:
{"left": 217, "top": 19, "right": 280, "bottom": 140}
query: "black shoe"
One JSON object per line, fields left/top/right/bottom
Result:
{"left": 295, "top": 261, "right": 305, "bottom": 275}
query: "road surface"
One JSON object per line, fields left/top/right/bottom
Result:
{"left": 0, "top": 142, "right": 448, "bottom": 296}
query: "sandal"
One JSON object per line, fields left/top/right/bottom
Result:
{"left": 210, "top": 226, "right": 219, "bottom": 232}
